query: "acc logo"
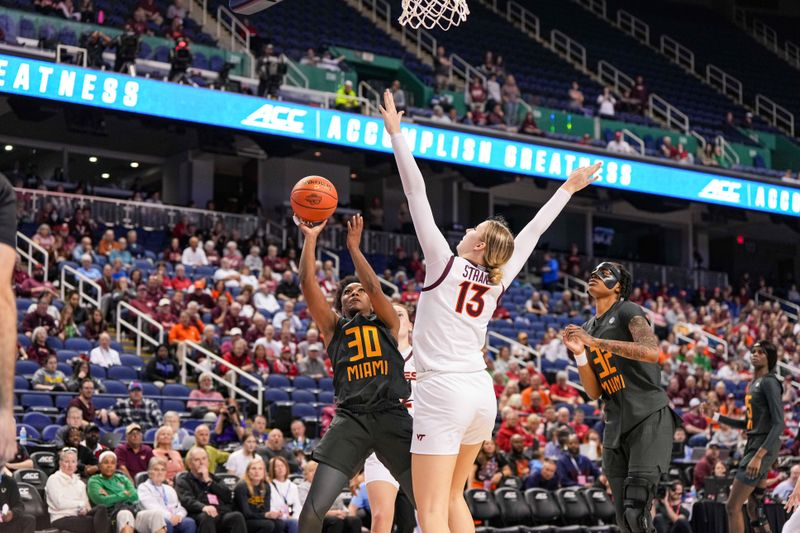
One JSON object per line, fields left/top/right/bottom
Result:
{"left": 241, "top": 104, "right": 307, "bottom": 134}
{"left": 305, "top": 193, "right": 322, "bottom": 206}
{"left": 698, "top": 179, "right": 742, "bottom": 204}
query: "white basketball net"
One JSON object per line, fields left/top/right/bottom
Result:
{"left": 399, "top": 0, "right": 470, "bottom": 31}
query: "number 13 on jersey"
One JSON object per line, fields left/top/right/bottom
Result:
{"left": 455, "top": 281, "right": 489, "bottom": 317}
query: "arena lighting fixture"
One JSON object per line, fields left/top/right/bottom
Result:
{"left": 130, "top": 162, "right": 140, "bottom": 168}
{"left": 89, "top": 156, "right": 98, "bottom": 163}
{"left": 101, "top": 172, "right": 110, "bottom": 179}
{"left": 350, "top": 172, "right": 357, "bottom": 179}
{"left": 313, "top": 151, "right": 322, "bottom": 157}
{"left": 3, "top": 145, "right": 12, "bottom": 151}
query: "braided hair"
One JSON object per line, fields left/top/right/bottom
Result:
{"left": 612, "top": 262, "right": 633, "bottom": 301}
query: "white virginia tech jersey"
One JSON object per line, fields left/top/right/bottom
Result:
{"left": 401, "top": 346, "right": 416, "bottom": 414}
{"left": 413, "top": 256, "right": 504, "bottom": 374}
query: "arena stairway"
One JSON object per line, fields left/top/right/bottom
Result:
{"left": 598, "top": 0, "right": 800, "bottom": 138}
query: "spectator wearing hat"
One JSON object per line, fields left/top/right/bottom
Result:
{"left": 145, "top": 344, "right": 181, "bottom": 388}
{"left": 153, "top": 298, "right": 178, "bottom": 331}
{"left": 188, "top": 280, "right": 214, "bottom": 312}
{"left": 692, "top": 443, "right": 720, "bottom": 491}
{"left": 682, "top": 398, "right": 709, "bottom": 446}
{"left": 335, "top": 80, "right": 361, "bottom": 112}
{"left": 83, "top": 423, "right": 109, "bottom": 459}
{"left": 298, "top": 343, "right": 327, "bottom": 379}
{"left": 109, "top": 381, "right": 164, "bottom": 430}
{"left": 89, "top": 332, "right": 122, "bottom": 368}
{"left": 115, "top": 423, "right": 155, "bottom": 482}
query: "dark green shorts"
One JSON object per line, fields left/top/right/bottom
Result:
{"left": 311, "top": 406, "right": 413, "bottom": 479}
{"left": 603, "top": 406, "right": 676, "bottom": 478}
{"left": 0, "top": 179, "right": 17, "bottom": 249}
{"left": 735, "top": 434, "right": 778, "bottom": 486}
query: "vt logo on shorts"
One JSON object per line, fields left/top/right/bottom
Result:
{"left": 416, "top": 434, "right": 426, "bottom": 441}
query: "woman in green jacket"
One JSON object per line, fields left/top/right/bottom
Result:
{"left": 87, "top": 451, "right": 167, "bottom": 533}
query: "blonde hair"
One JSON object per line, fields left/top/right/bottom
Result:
{"left": 244, "top": 456, "right": 267, "bottom": 496}
{"left": 481, "top": 217, "right": 515, "bottom": 285}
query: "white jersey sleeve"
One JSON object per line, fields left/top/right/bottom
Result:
{"left": 501, "top": 188, "right": 572, "bottom": 287}
{"left": 391, "top": 133, "right": 452, "bottom": 270}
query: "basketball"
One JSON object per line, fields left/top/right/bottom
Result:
{"left": 291, "top": 175, "right": 338, "bottom": 223}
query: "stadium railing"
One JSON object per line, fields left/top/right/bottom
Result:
{"left": 674, "top": 322, "right": 729, "bottom": 357}
{"left": 60, "top": 264, "right": 102, "bottom": 310}
{"left": 15, "top": 231, "right": 49, "bottom": 282}
{"left": 756, "top": 291, "right": 800, "bottom": 322}
{"left": 487, "top": 330, "right": 543, "bottom": 372}
{"left": 178, "top": 340, "right": 264, "bottom": 416}
{"left": 116, "top": 301, "right": 165, "bottom": 354}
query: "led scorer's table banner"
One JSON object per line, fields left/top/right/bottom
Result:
{"left": 1, "top": 53, "right": 798, "bottom": 218}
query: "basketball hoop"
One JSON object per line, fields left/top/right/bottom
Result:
{"left": 399, "top": 0, "right": 470, "bottom": 31}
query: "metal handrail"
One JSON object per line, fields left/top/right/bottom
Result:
{"left": 714, "top": 136, "right": 740, "bottom": 166}
{"left": 281, "top": 54, "right": 309, "bottom": 89}
{"left": 186, "top": 0, "right": 209, "bottom": 27}
{"left": 706, "top": 64, "right": 743, "bottom": 105}
{"left": 506, "top": 1, "right": 540, "bottom": 40}
{"left": 690, "top": 130, "right": 707, "bottom": 149}
{"left": 755, "top": 290, "right": 800, "bottom": 322}
{"left": 450, "top": 53, "right": 485, "bottom": 88}
{"left": 621, "top": 128, "right": 645, "bottom": 156}
{"left": 674, "top": 322, "right": 729, "bottom": 356}
{"left": 116, "top": 301, "right": 164, "bottom": 355}
{"left": 179, "top": 340, "right": 264, "bottom": 415}
{"left": 279, "top": 85, "right": 375, "bottom": 116}
{"left": 616, "top": 10, "right": 649, "bottom": 44}
{"left": 60, "top": 264, "right": 102, "bottom": 310}
{"left": 752, "top": 19, "right": 778, "bottom": 52}
{"left": 660, "top": 35, "right": 695, "bottom": 72}
{"left": 777, "top": 361, "right": 800, "bottom": 388}
{"left": 13, "top": 187, "right": 263, "bottom": 238}
{"left": 573, "top": 0, "right": 607, "bottom": 19}
{"left": 320, "top": 249, "right": 340, "bottom": 280}
{"left": 786, "top": 42, "right": 800, "bottom": 70}
{"left": 486, "top": 330, "right": 542, "bottom": 372}
{"left": 755, "top": 94, "right": 796, "bottom": 137}
{"left": 551, "top": 30, "right": 587, "bottom": 70}
{"left": 597, "top": 60, "right": 634, "bottom": 94}
{"left": 216, "top": 4, "right": 250, "bottom": 54}
{"left": 353, "top": 0, "right": 391, "bottom": 32}
{"left": 379, "top": 277, "right": 399, "bottom": 297}
{"left": 399, "top": 24, "right": 437, "bottom": 63}
{"left": 358, "top": 81, "right": 382, "bottom": 111}
{"left": 561, "top": 274, "right": 589, "bottom": 297}
{"left": 15, "top": 231, "right": 49, "bottom": 280}
{"left": 648, "top": 93, "right": 690, "bottom": 133}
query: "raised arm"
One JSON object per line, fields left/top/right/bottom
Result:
{"left": 562, "top": 328, "right": 602, "bottom": 400}
{"left": 380, "top": 90, "right": 451, "bottom": 266}
{"left": 502, "top": 162, "right": 601, "bottom": 286}
{"left": 346, "top": 214, "right": 399, "bottom": 339}
{"left": 298, "top": 221, "right": 337, "bottom": 345}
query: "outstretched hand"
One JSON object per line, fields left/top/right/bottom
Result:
{"left": 379, "top": 89, "right": 404, "bottom": 135}
{"left": 346, "top": 214, "right": 364, "bottom": 250}
{"left": 298, "top": 218, "right": 328, "bottom": 239}
{"left": 562, "top": 162, "right": 602, "bottom": 194}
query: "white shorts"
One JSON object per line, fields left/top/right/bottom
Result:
{"left": 411, "top": 370, "right": 496, "bottom": 455}
{"left": 364, "top": 452, "right": 400, "bottom": 489}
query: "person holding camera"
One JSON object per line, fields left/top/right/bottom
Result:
{"left": 256, "top": 44, "right": 286, "bottom": 98}
{"left": 112, "top": 25, "right": 140, "bottom": 74}
{"left": 80, "top": 30, "right": 111, "bottom": 69}
{"left": 653, "top": 481, "right": 692, "bottom": 533}
{"left": 212, "top": 399, "right": 246, "bottom": 447}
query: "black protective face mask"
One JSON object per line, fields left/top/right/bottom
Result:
{"left": 589, "top": 262, "right": 622, "bottom": 290}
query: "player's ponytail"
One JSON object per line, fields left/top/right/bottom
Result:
{"left": 482, "top": 217, "right": 515, "bottom": 286}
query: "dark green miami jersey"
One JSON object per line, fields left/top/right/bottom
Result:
{"left": 583, "top": 300, "right": 669, "bottom": 448}
{"left": 721, "top": 373, "right": 783, "bottom": 453}
{"left": 327, "top": 313, "right": 411, "bottom": 412}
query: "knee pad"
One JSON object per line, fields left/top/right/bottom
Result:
{"left": 622, "top": 476, "right": 656, "bottom": 533}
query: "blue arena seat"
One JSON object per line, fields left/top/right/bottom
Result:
{"left": 20, "top": 394, "right": 53, "bottom": 409}
{"left": 56, "top": 350, "right": 78, "bottom": 362}
{"left": 104, "top": 380, "right": 128, "bottom": 395}
{"left": 292, "top": 376, "right": 317, "bottom": 391}
{"left": 265, "top": 389, "right": 290, "bottom": 403}
{"left": 108, "top": 366, "right": 138, "bottom": 381}
{"left": 141, "top": 383, "right": 160, "bottom": 396}
{"left": 318, "top": 377, "right": 333, "bottom": 392}
{"left": 162, "top": 399, "right": 186, "bottom": 413}
{"left": 16, "top": 360, "right": 40, "bottom": 375}
{"left": 14, "top": 376, "right": 29, "bottom": 390}
{"left": 266, "top": 375, "right": 291, "bottom": 389}
{"left": 144, "top": 427, "right": 158, "bottom": 444}
{"left": 162, "top": 384, "right": 191, "bottom": 397}
{"left": 17, "top": 334, "right": 31, "bottom": 349}
{"left": 45, "top": 337, "right": 63, "bottom": 351}
{"left": 89, "top": 365, "right": 107, "bottom": 379}
{"left": 16, "top": 424, "right": 40, "bottom": 440}
{"left": 42, "top": 424, "right": 60, "bottom": 442}
{"left": 318, "top": 391, "right": 334, "bottom": 405}
{"left": 55, "top": 395, "right": 73, "bottom": 410}
{"left": 120, "top": 354, "right": 144, "bottom": 368}
{"left": 22, "top": 412, "right": 51, "bottom": 432}
{"left": 291, "top": 390, "right": 316, "bottom": 404}
{"left": 93, "top": 397, "right": 117, "bottom": 410}
{"left": 291, "top": 403, "right": 317, "bottom": 419}
{"left": 64, "top": 338, "right": 92, "bottom": 352}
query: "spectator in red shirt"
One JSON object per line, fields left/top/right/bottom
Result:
{"left": 570, "top": 409, "right": 590, "bottom": 442}
{"left": 401, "top": 280, "right": 420, "bottom": 306}
{"left": 550, "top": 371, "right": 584, "bottom": 404}
{"left": 223, "top": 302, "right": 251, "bottom": 335}
{"left": 263, "top": 244, "right": 288, "bottom": 273}
{"left": 130, "top": 285, "right": 155, "bottom": 316}
{"left": 494, "top": 409, "right": 533, "bottom": 453}
{"left": 188, "top": 280, "right": 214, "bottom": 312}
{"left": 168, "top": 264, "right": 193, "bottom": 292}
{"left": 22, "top": 298, "right": 57, "bottom": 336}
{"left": 660, "top": 136, "right": 679, "bottom": 159}
{"left": 682, "top": 398, "right": 708, "bottom": 445}
{"left": 493, "top": 372, "right": 506, "bottom": 399}
{"left": 114, "top": 422, "right": 154, "bottom": 482}
{"left": 135, "top": 0, "right": 163, "bottom": 25}
{"left": 27, "top": 326, "right": 55, "bottom": 366}
{"left": 692, "top": 443, "right": 719, "bottom": 491}
{"left": 221, "top": 338, "right": 253, "bottom": 375}
{"left": 467, "top": 77, "right": 487, "bottom": 110}
{"left": 245, "top": 314, "right": 269, "bottom": 344}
